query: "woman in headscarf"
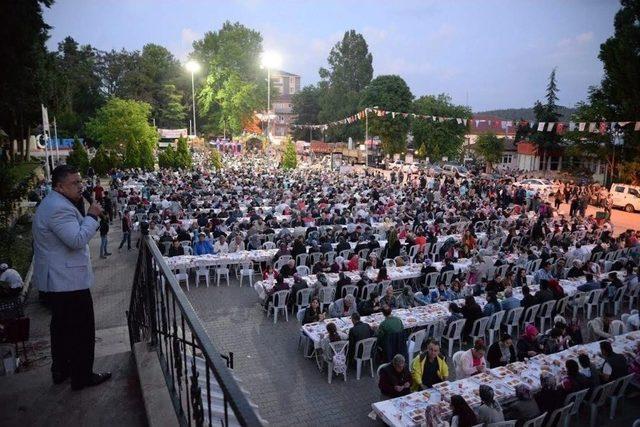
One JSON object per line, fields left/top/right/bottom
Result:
{"left": 534, "top": 372, "right": 565, "bottom": 417}
{"left": 516, "top": 324, "right": 543, "bottom": 361}
{"left": 505, "top": 384, "right": 540, "bottom": 426}
{"left": 347, "top": 254, "right": 360, "bottom": 271}
{"left": 476, "top": 385, "right": 504, "bottom": 424}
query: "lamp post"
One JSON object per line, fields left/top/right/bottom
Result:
{"left": 185, "top": 60, "right": 200, "bottom": 136}
{"left": 260, "top": 50, "right": 282, "bottom": 141}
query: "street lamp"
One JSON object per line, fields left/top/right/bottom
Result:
{"left": 185, "top": 60, "right": 200, "bottom": 136}
{"left": 260, "top": 50, "right": 282, "bottom": 139}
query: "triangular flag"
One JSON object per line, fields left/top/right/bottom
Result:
{"left": 547, "top": 122, "right": 555, "bottom": 131}
{"left": 391, "top": 112, "right": 397, "bottom": 119}
{"left": 588, "top": 123, "right": 597, "bottom": 133}
{"left": 569, "top": 122, "right": 575, "bottom": 131}
{"left": 635, "top": 122, "right": 640, "bottom": 131}
{"left": 556, "top": 123, "right": 565, "bottom": 134}
{"left": 463, "top": 119, "right": 467, "bottom": 126}
{"left": 475, "top": 120, "right": 480, "bottom": 127}
{"left": 618, "top": 121, "right": 629, "bottom": 127}
{"left": 402, "top": 113, "right": 409, "bottom": 118}
{"left": 530, "top": 122, "right": 536, "bottom": 129}
{"left": 537, "top": 122, "right": 545, "bottom": 131}
{"left": 578, "top": 122, "right": 586, "bottom": 132}
{"left": 599, "top": 122, "right": 607, "bottom": 134}
{"left": 456, "top": 118, "right": 462, "bottom": 125}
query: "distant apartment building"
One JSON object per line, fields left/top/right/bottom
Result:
{"left": 270, "top": 70, "right": 301, "bottom": 138}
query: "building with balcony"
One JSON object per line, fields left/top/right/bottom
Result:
{"left": 270, "top": 70, "right": 301, "bottom": 138}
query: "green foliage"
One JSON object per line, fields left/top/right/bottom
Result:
{"left": 86, "top": 97, "right": 157, "bottom": 170}
{"left": 475, "top": 132, "right": 505, "bottom": 171}
{"left": 530, "top": 68, "right": 562, "bottom": 168}
{"left": 477, "top": 107, "right": 576, "bottom": 122}
{"left": 0, "top": 223, "right": 34, "bottom": 279}
{"left": 618, "top": 161, "right": 640, "bottom": 185}
{"left": 174, "top": 136, "right": 192, "bottom": 169}
{"left": 0, "top": 162, "right": 39, "bottom": 227}
{"left": 193, "top": 22, "right": 266, "bottom": 136}
{"left": 0, "top": 0, "right": 54, "bottom": 141}
{"left": 359, "top": 75, "right": 413, "bottom": 154}
{"left": 156, "top": 84, "right": 187, "bottom": 128}
{"left": 66, "top": 137, "right": 90, "bottom": 173}
{"left": 209, "top": 148, "right": 223, "bottom": 170}
{"left": 158, "top": 145, "right": 176, "bottom": 169}
{"left": 281, "top": 138, "right": 298, "bottom": 170}
{"left": 412, "top": 94, "right": 471, "bottom": 161}
{"left": 90, "top": 145, "right": 118, "bottom": 175}
{"left": 317, "top": 30, "right": 373, "bottom": 142}
{"left": 291, "top": 85, "right": 322, "bottom": 141}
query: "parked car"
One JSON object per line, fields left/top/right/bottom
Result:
{"left": 389, "top": 160, "right": 418, "bottom": 174}
{"left": 441, "top": 163, "right": 470, "bottom": 178}
{"left": 513, "top": 178, "right": 556, "bottom": 194}
{"left": 609, "top": 183, "right": 640, "bottom": 213}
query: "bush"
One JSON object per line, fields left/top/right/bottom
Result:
{"left": 281, "top": 138, "right": 297, "bottom": 170}
{"left": 66, "top": 137, "right": 89, "bottom": 173}
{"left": 209, "top": 148, "right": 222, "bottom": 170}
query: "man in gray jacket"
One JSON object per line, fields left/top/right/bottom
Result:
{"left": 32, "top": 165, "right": 111, "bottom": 390}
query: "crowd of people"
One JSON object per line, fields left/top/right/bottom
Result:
{"left": 33, "top": 152, "right": 640, "bottom": 425}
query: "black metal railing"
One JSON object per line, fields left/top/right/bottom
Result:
{"left": 127, "top": 236, "right": 263, "bottom": 427}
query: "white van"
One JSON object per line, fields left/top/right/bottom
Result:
{"left": 609, "top": 183, "right": 640, "bottom": 213}
{"left": 441, "top": 164, "right": 470, "bottom": 178}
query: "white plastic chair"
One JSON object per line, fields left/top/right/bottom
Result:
{"left": 183, "top": 245, "right": 193, "bottom": 255}
{"left": 424, "top": 272, "right": 439, "bottom": 289}
{"left": 238, "top": 261, "right": 254, "bottom": 287}
{"left": 342, "top": 285, "right": 358, "bottom": 299}
{"left": 215, "top": 263, "right": 230, "bottom": 287}
{"left": 383, "top": 258, "right": 396, "bottom": 268}
{"left": 584, "top": 289, "right": 605, "bottom": 319}
{"left": 609, "top": 373, "right": 634, "bottom": 420}
{"left": 361, "top": 283, "right": 378, "bottom": 301}
{"left": 194, "top": 260, "right": 210, "bottom": 288}
{"left": 354, "top": 337, "right": 377, "bottom": 380}
{"left": 546, "top": 403, "right": 573, "bottom": 427}
{"left": 521, "top": 412, "right": 547, "bottom": 427}
{"left": 555, "top": 296, "right": 569, "bottom": 317}
{"left": 611, "top": 285, "right": 628, "bottom": 315}
{"left": 487, "top": 421, "right": 516, "bottom": 427}
{"left": 568, "top": 292, "right": 585, "bottom": 319}
{"left": 586, "top": 381, "right": 617, "bottom": 427}
{"left": 296, "top": 265, "right": 310, "bottom": 276}
{"left": 452, "top": 350, "right": 465, "bottom": 377}
{"left": 441, "top": 270, "right": 455, "bottom": 286}
{"left": 537, "top": 300, "right": 556, "bottom": 332}
{"left": 325, "top": 251, "right": 336, "bottom": 264}
{"left": 263, "top": 241, "right": 276, "bottom": 250}
{"left": 339, "top": 249, "right": 352, "bottom": 260}
{"left": 469, "top": 316, "right": 490, "bottom": 345}
{"left": 563, "top": 388, "right": 588, "bottom": 427}
{"left": 269, "top": 290, "right": 290, "bottom": 324}
{"left": 441, "top": 318, "right": 466, "bottom": 358}
{"left": 175, "top": 268, "right": 190, "bottom": 291}
{"left": 505, "top": 307, "right": 523, "bottom": 337}
{"left": 309, "top": 252, "right": 323, "bottom": 266}
{"left": 326, "top": 340, "right": 349, "bottom": 384}
{"left": 521, "top": 304, "right": 540, "bottom": 330}
{"left": 628, "top": 286, "right": 640, "bottom": 310}
{"left": 486, "top": 311, "right": 505, "bottom": 346}
{"left": 293, "top": 288, "right": 313, "bottom": 315}
{"left": 296, "top": 253, "right": 308, "bottom": 267}
{"left": 406, "top": 329, "right": 427, "bottom": 362}
{"left": 318, "top": 287, "right": 335, "bottom": 312}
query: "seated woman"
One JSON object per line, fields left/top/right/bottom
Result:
{"left": 379, "top": 285, "right": 397, "bottom": 309}
{"left": 430, "top": 282, "right": 454, "bottom": 303}
{"left": 476, "top": 385, "right": 505, "bottom": 425}
{"left": 455, "top": 339, "right": 487, "bottom": 379}
{"left": 534, "top": 372, "right": 566, "bottom": 416}
{"left": 517, "top": 324, "right": 543, "bottom": 360}
{"left": 561, "top": 359, "right": 592, "bottom": 394}
{"left": 504, "top": 384, "right": 540, "bottom": 427}
{"left": 487, "top": 333, "right": 516, "bottom": 368}
{"left": 319, "top": 322, "right": 347, "bottom": 364}
{"left": 302, "top": 297, "right": 325, "bottom": 324}
{"left": 449, "top": 395, "right": 478, "bottom": 427}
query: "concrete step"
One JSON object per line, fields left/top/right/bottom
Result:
{"left": 0, "top": 350, "right": 146, "bottom": 427}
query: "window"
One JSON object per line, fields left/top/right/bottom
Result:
{"left": 628, "top": 188, "right": 639, "bottom": 197}
{"left": 501, "top": 154, "right": 513, "bottom": 164}
{"left": 615, "top": 186, "right": 625, "bottom": 193}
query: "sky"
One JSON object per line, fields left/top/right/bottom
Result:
{"left": 43, "top": 0, "right": 621, "bottom": 112}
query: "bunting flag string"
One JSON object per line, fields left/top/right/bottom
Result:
{"left": 289, "top": 107, "right": 640, "bottom": 134}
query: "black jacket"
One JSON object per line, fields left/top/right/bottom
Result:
{"left": 487, "top": 341, "right": 516, "bottom": 368}
{"left": 348, "top": 321, "right": 374, "bottom": 360}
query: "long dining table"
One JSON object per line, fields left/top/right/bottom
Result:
{"left": 370, "top": 330, "right": 640, "bottom": 426}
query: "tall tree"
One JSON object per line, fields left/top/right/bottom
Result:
{"left": 291, "top": 85, "right": 322, "bottom": 141}
{"left": 0, "top": 0, "right": 54, "bottom": 141}
{"left": 317, "top": 30, "right": 373, "bottom": 142}
{"left": 193, "top": 22, "right": 266, "bottom": 136}
{"left": 412, "top": 94, "right": 471, "bottom": 161}
{"left": 85, "top": 98, "right": 157, "bottom": 168}
{"left": 532, "top": 68, "right": 562, "bottom": 170}
{"left": 359, "top": 75, "right": 413, "bottom": 155}
{"left": 475, "top": 132, "right": 505, "bottom": 172}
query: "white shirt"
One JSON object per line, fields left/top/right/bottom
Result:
{"left": 214, "top": 241, "right": 229, "bottom": 254}
{"left": 0, "top": 269, "right": 23, "bottom": 288}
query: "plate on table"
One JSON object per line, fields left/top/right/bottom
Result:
{"left": 506, "top": 362, "right": 528, "bottom": 375}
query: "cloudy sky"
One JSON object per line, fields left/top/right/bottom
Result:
{"left": 44, "top": 0, "right": 620, "bottom": 111}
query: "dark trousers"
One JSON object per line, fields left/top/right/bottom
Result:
{"left": 49, "top": 289, "right": 95, "bottom": 385}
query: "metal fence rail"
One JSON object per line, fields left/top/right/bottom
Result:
{"left": 127, "top": 236, "right": 263, "bottom": 427}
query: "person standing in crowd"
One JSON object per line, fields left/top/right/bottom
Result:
{"left": 118, "top": 211, "right": 132, "bottom": 251}
{"left": 99, "top": 213, "right": 111, "bottom": 259}
{"left": 0, "top": 262, "right": 23, "bottom": 297}
{"left": 32, "top": 165, "right": 111, "bottom": 390}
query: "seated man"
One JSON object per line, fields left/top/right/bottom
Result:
{"left": 347, "top": 312, "right": 374, "bottom": 363}
{"left": 378, "top": 354, "right": 412, "bottom": 398}
{"left": 0, "top": 263, "right": 23, "bottom": 297}
{"left": 329, "top": 294, "right": 357, "bottom": 318}
{"left": 600, "top": 340, "right": 628, "bottom": 382}
{"left": 213, "top": 235, "right": 229, "bottom": 254}
{"left": 588, "top": 312, "right": 614, "bottom": 341}
{"left": 500, "top": 288, "right": 520, "bottom": 311}
{"left": 577, "top": 273, "right": 600, "bottom": 292}
{"left": 194, "top": 232, "right": 214, "bottom": 255}
{"left": 410, "top": 339, "right": 449, "bottom": 391}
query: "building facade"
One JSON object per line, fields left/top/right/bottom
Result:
{"left": 270, "top": 70, "right": 301, "bottom": 138}
{"left": 464, "top": 114, "right": 518, "bottom": 170}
